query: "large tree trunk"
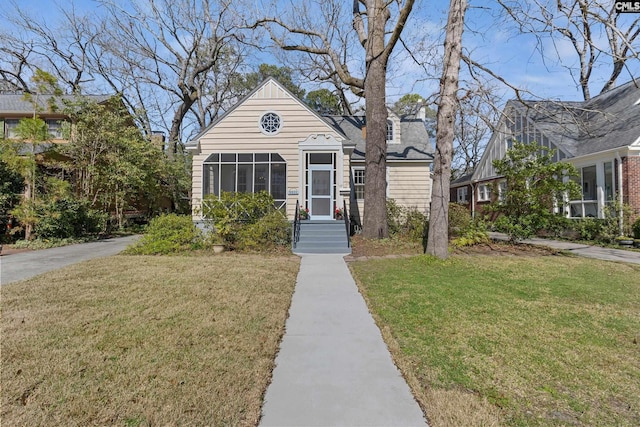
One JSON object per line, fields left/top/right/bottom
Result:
{"left": 427, "top": 0, "right": 467, "bottom": 259}
{"left": 362, "top": 0, "right": 390, "bottom": 239}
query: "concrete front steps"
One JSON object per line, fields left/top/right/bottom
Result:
{"left": 293, "top": 220, "right": 351, "bottom": 254}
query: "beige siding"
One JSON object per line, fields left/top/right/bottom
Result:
{"left": 192, "top": 80, "right": 344, "bottom": 220}
{"left": 388, "top": 163, "right": 431, "bottom": 213}
{"left": 349, "top": 162, "right": 431, "bottom": 222}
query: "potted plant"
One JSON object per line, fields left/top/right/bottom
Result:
{"left": 615, "top": 235, "right": 634, "bottom": 247}
{"left": 299, "top": 206, "right": 309, "bottom": 220}
{"left": 335, "top": 207, "right": 344, "bottom": 220}
{"left": 210, "top": 232, "right": 226, "bottom": 253}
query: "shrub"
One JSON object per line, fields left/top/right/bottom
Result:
{"left": 202, "top": 191, "right": 276, "bottom": 225}
{"left": 386, "top": 199, "right": 404, "bottom": 236}
{"left": 404, "top": 207, "right": 427, "bottom": 243}
{"left": 570, "top": 218, "right": 604, "bottom": 241}
{"left": 451, "top": 217, "right": 489, "bottom": 247}
{"left": 386, "top": 199, "right": 427, "bottom": 243}
{"left": 493, "top": 214, "right": 538, "bottom": 241}
{"left": 633, "top": 217, "right": 640, "bottom": 239}
{"left": 542, "top": 215, "right": 572, "bottom": 238}
{"left": 125, "top": 214, "right": 202, "bottom": 255}
{"left": 448, "top": 203, "right": 472, "bottom": 238}
{"left": 35, "top": 198, "right": 105, "bottom": 239}
{"left": 201, "top": 192, "right": 291, "bottom": 251}
{"left": 235, "top": 211, "right": 291, "bottom": 251}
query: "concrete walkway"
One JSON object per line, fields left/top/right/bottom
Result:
{"left": 489, "top": 232, "right": 640, "bottom": 264}
{"left": 0, "top": 235, "right": 140, "bottom": 285}
{"left": 260, "top": 254, "right": 427, "bottom": 427}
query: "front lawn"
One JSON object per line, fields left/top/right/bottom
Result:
{"left": 350, "top": 253, "right": 640, "bottom": 426}
{"left": 1, "top": 254, "right": 299, "bottom": 426}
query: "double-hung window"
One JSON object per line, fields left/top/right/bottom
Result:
{"left": 478, "top": 184, "right": 492, "bottom": 202}
{"left": 352, "top": 167, "right": 365, "bottom": 200}
{"left": 457, "top": 187, "right": 468, "bottom": 204}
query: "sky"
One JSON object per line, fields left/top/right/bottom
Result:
{"left": 7, "top": 0, "right": 640, "bottom": 107}
{"left": 385, "top": 0, "right": 640, "bottom": 103}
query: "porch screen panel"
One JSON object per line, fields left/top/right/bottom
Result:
{"left": 220, "top": 164, "right": 235, "bottom": 193}
{"left": 271, "top": 163, "right": 286, "bottom": 200}
{"left": 254, "top": 164, "right": 269, "bottom": 192}
{"left": 203, "top": 164, "right": 219, "bottom": 196}
{"left": 604, "top": 161, "right": 614, "bottom": 201}
{"left": 202, "top": 153, "right": 286, "bottom": 209}
{"left": 237, "top": 163, "right": 253, "bottom": 193}
{"left": 582, "top": 166, "right": 596, "bottom": 200}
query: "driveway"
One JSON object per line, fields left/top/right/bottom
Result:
{"left": 0, "top": 235, "right": 140, "bottom": 285}
{"left": 489, "top": 232, "right": 640, "bottom": 264}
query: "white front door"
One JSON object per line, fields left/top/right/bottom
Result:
{"left": 309, "top": 165, "right": 333, "bottom": 220}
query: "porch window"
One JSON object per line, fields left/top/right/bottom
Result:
{"left": 203, "top": 152, "right": 287, "bottom": 209}
{"left": 569, "top": 165, "right": 598, "bottom": 218}
{"left": 604, "top": 161, "right": 614, "bottom": 203}
{"left": 478, "top": 184, "right": 492, "bottom": 202}
{"left": 352, "top": 167, "right": 365, "bottom": 200}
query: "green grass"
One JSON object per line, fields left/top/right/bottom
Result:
{"left": 2, "top": 254, "right": 299, "bottom": 426}
{"left": 351, "top": 254, "right": 640, "bottom": 426}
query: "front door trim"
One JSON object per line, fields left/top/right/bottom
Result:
{"left": 309, "top": 164, "right": 333, "bottom": 220}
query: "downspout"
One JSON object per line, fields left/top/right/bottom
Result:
{"left": 470, "top": 181, "right": 476, "bottom": 218}
{"left": 616, "top": 151, "right": 623, "bottom": 235}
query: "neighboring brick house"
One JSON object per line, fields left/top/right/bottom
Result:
{"left": 451, "top": 79, "right": 640, "bottom": 221}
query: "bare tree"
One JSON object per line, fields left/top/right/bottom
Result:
{"left": 427, "top": 0, "right": 467, "bottom": 259}
{"left": 0, "top": 31, "right": 33, "bottom": 93}
{"left": 452, "top": 83, "right": 501, "bottom": 177}
{"left": 92, "top": 0, "right": 247, "bottom": 153}
{"left": 254, "top": 0, "right": 415, "bottom": 239}
{"left": 497, "top": 0, "right": 639, "bottom": 100}
{"left": 0, "top": 1, "right": 101, "bottom": 94}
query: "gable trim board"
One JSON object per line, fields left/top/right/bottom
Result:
{"left": 452, "top": 79, "right": 640, "bottom": 220}
{"left": 188, "top": 78, "right": 433, "bottom": 223}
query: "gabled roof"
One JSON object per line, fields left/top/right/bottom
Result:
{"left": 508, "top": 79, "right": 640, "bottom": 157}
{"left": 470, "top": 78, "right": 640, "bottom": 184}
{"left": 451, "top": 172, "right": 473, "bottom": 186}
{"left": 186, "top": 77, "right": 347, "bottom": 148}
{"left": 186, "top": 77, "right": 433, "bottom": 161}
{"left": 323, "top": 115, "right": 433, "bottom": 162}
{"left": 0, "top": 94, "right": 113, "bottom": 115}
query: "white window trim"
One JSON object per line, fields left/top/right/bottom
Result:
{"left": 457, "top": 187, "right": 468, "bottom": 204}
{"left": 258, "top": 111, "right": 283, "bottom": 136}
{"left": 478, "top": 184, "right": 492, "bottom": 202}
{"left": 352, "top": 166, "right": 365, "bottom": 201}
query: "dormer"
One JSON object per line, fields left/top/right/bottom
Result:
{"left": 386, "top": 109, "right": 401, "bottom": 144}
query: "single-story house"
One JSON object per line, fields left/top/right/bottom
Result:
{"left": 186, "top": 77, "right": 433, "bottom": 225}
{"left": 451, "top": 79, "right": 640, "bottom": 220}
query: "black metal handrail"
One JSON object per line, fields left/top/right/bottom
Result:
{"left": 292, "top": 200, "right": 301, "bottom": 249}
{"left": 343, "top": 199, "right": 350, "bottom": 248}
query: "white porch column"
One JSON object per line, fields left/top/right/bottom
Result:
{"left": 596, "top": 161, "right": 605, "bottom": 218}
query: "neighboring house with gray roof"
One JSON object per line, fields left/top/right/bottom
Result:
{"left": 186, "top": 78, "right": 433, "bottom": 225}
{"left": 451, "top": 79, "right": 640, "bottom": 220}
{"left": 1, "top": 93, "right": 112, "bottom": 143}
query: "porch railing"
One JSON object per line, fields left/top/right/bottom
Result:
{"left": 292, "top": 200, "right": 301, "bottom": 249}
{"left": 343, "top": 199, "right": 351, "bottom": 248}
